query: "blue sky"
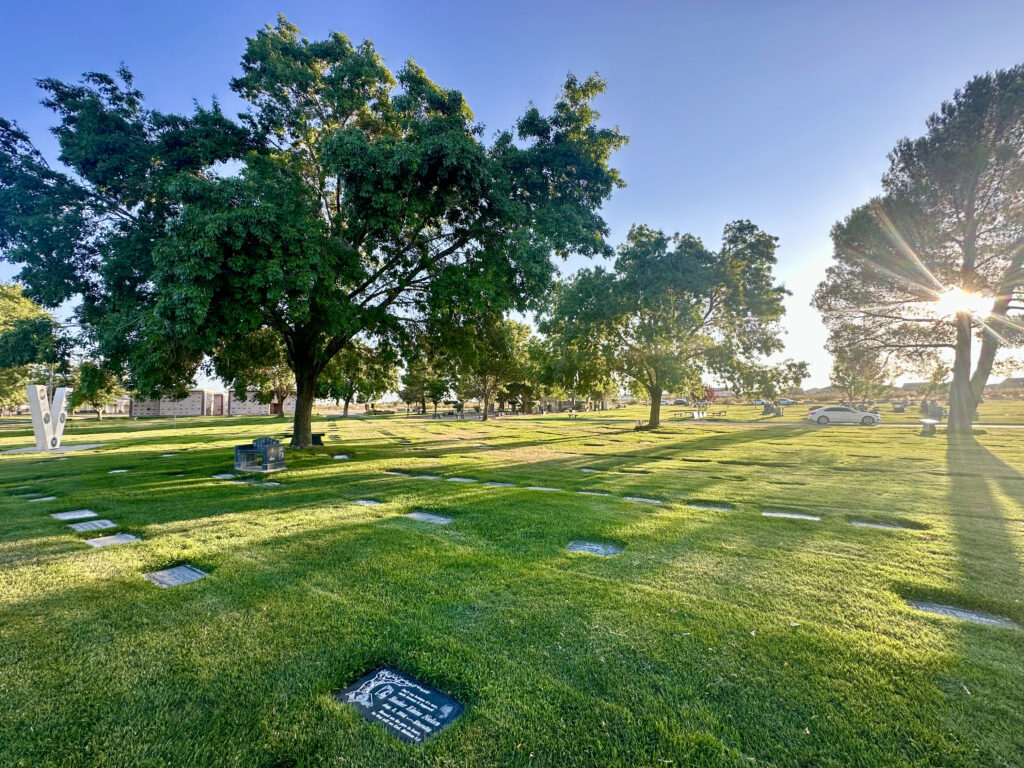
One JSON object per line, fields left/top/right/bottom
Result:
{"left": 3, "top": 1, "right": 1023, "bottom": 386}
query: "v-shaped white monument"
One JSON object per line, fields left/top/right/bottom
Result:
{"left": 27, "top": 385, "right": 72, "bottom": 451}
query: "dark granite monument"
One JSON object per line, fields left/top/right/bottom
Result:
{"left": 337, "top": 666, "right": 463, "bottom": 743}
{"left": 234, "top": 436, "right": 285, "bottom": 473}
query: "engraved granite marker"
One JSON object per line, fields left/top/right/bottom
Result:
{"left": 761, "top": 510, "right": 820, "bottom": 521}
{"left": 337, "top": 666, "right": 463, "bottom": 743}
{"left": 907, "top": 601, "right": 1018, "bottom": 629}
{"left": 85, "top": 533, "right": 140, "bottom": 548}
{"left": 69, "top": 519, "right": 117, "bottom": 532}
{"left": 566, "top": 541, "right": 623, "bottom": 557}
{"left": 51, "top": 509, "right": 97, "bottom": 521}
{"left": 144, "top": 564, "right": 207, "bottom": 588}
{"left": 405, "top": 511, "right": 453, "bottom": 525}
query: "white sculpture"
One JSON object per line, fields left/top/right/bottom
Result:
{"left": 27, "top": 385, "right": 71, "bottom": 451}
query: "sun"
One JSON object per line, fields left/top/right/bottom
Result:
{"left": 933, "top": 287, "right": 992, "bottom": 318}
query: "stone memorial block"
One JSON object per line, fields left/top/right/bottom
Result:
{"left": 85, "top": 533, "right": 140, "bottom": 548}
{"left": 687, "top": 501, "right": 733, "bottom": 511}
{"left": 234, "top": 436, "right": 285, "bottom": 473}
{"left": 51, "top": 509, "right": 97, "bottom": 521}
{"left": 907, "top": 601, "right": 1018, "bottom": 629}
{"left": 761, "top": 510, "right": 820, "bottom": 521}
{"left": 337, "top": 666, "right": 463, "bottom": 743}
{"left": 69, "top": 519, "right": 117, "bottom": 532}
{"left": 566, "top": 541, "right": 623, "bottom": 557}
{"left": 144, "top": 564, "right": 207, "bottom": 588}
{"left": 28, "top": 496, "right": 58, "bottom": 503}
{"left": 405, "top": 511, "right": 453, "bottom": 525}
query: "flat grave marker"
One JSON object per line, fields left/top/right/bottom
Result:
{"left": 337, "top": 666, "right": 464, "bottom": 744}
{"left": 160, "top": 453, "right": 179, "bottom": 458}
{"left": 446, "top": 477, "right": 476, "bottom": 483}
{"left": 333, "top": 454, "right": 349, "bottom": 460}
{"left": 413, "top": 474, "right": 440, "bottom": 480}
{"left": 144, "top": 564, "right": 207, "bottom": 588}
{"left": 352, "top": 499, "right": 381, "bottom": 506}
{"left": 687, "top": 501, "right": 734, "bottom": 511}
{"left": 211, "top": 473, "right": 236, "bottom": 480}
{"left": 85, "top": 533, "right": 141, "bottom": 548}
{"left": 108, "top": 469, "right": 129, "bottom": 474}
{"left": 762, "top": 509, "right": 820, "bottom": 521}
{"left": 51, "top": 509, "right": 97, "bottom": 521}
{"left": 260, "top": 481, "right": 282, "bottom": 487}
{"left": 577, "top": 490, "right": 610, "bottom": 496}
{"left": 14, "top": 492, "right": 41, "bottom": 498}
{"left": 580, "top": 468, "right": 601, "bottom": 473}
{"left": 28, "top": 496, "right": 58, "bottom": 503}
{"left": 485, "top": 481, "right": 515, "bottom": 487}
{"left": 850, "top": 520, "right": 909, "bottom": 531}
{"left": 383, "top": 471, "right": 406, "bottom": 476}
{"left": 907, "top": 601, "right": 1018, "bottom": 629}
{"left": 624, "top": 496, "right": 663, "bottom": 504}
{"left": 566, "top": 541, "right": 623, "bottom": 557}
{"left": 405, "top": 511, "right": 453, "bottom": 525}
{"left": 525, "top": 486, "right": 560, "bottom": 492}
{"left": 68, "top": 519, "right": 117, "bottom": 532}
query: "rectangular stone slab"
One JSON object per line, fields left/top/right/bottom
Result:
{"left": 85, "top": 533, "right": 141, "bottom": 548}
{"left": 333, "top": 454, "right": 349, "bottom": 459}
{"left": 577, "top": 490, "right": 610, "bottom": 496}
{"left": 485, "top": 482, "right": 515, "bottom": 487}
{"left": 567, "top": 540, "right": 623, "bottom": 557}
{"left": 28, "top": 496, "right": 58, "bottom": 503}
{"left": 51, "top": 509, "right": 97, "bottom": 521}
{"left": 352, "top": 499, "right": 381, "bottom": 505}
{"left": 337, "top": 666, "right": 464, "bottom": 744}
{"left": 108, "top": 469, "right": 129, "bottom": 474}
{"left": 907, "top": 601, "right": 1018, "bottom": 629}
{"left": 762, "top": 510, "right": 820, "bottom": 521}
{"left": 624, "top": 496, "right": 663, "bottom": 504}
{"left": 405, "top": 511, "right": 453, "bottom": 525}
{"left": 144, "top": 564, "right": 207, "bottom": 588}
{"left": 525, "top": 486, "right": 560, "bottom": 491}
{"left": 68, "top": 519, "right": 117, "bottom": 532}
{"left": 446, "top": 477, "right": 476, "bottom": 483}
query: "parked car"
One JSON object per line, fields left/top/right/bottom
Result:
{"left": 779, "top": 398, "right": 798, "bottom": 406}
{"left": 751, "top": 399, "right": 772, "bottom": 406}
{"left": 673, "top": 399, "right": 688, "bottom": 406}
{"left": 660, "top": 400, "right": 670, "bottom": 406}
{"left": 807, "top": 406, "right": 881, "bottom": 426}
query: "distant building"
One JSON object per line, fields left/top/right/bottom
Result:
{"left": 713, "top": 388, "right": 736, "bottom": 399}
{"left": 130, "top": 389, "right": 227, "bottom": 418}
{"left": 228, "top": 391, "right": 296, "bottom": 416}
{"left": 901, "top": 382, "right": 928, "bottom": 392}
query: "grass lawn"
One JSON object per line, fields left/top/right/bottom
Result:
{"left": 2, "top": 414, "right": 1023, "bottom": 767}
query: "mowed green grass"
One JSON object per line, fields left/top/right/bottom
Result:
{"left": 1, "top": 414, "right": 1023, "bottom": 767}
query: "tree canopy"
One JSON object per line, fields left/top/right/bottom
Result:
{"left": 814, "top": 65, "right": 1024, "bottom": 430}
{"left": 541, "top": 221, "right": 794, "bottom": 427}
{"left": 0, "top": 16, "right": 626, "bottom": 446}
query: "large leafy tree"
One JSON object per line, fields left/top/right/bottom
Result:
{"left": 0, "top": 283, "right": 71, "bottom": 408}
{"left": 214, "top": 329, "right": 295, "bottom": 417}
{"left": 399, "top": 342, "right": 452, "bottom": 415}
{"left": 319, "top": 341, "right": 398, "bottom": 416}
{"left": 826, "top": 326, "right": 893, "bottom": 403}
{"left": 452, "top": 317, "right": 532, "bottom": 421}
{"left": 68, "top": 361, "right": 126, "bottom": 419}
{"left": 0, "top": 17, "right": 626, "bottom": 447}
{"left": 542, "top": 221, "right": 793, "bottom": 427}
{"left": 814, "top": 66, "right": 1024, "bottom": 431}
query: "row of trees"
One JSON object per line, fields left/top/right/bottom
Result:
{"left": 4, "top": 20, "right": 1019, "bottom": 435}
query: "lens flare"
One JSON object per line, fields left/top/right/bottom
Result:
{"left": 933, "top": 287, "right": 992, "bottom": 318}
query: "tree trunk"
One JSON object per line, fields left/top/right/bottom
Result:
{"left": 96, "top": 407, "right": 103, "bottom": 421}
{"left": 948, "top": 311, "right": 978, "bottom": 432}
{"left": 421, "top": 396, "right": 427, "bottom": 414}
{"left": 648, "top": 385, "right": 663, "bottom": 428}
{"left": 481, "top": 391, "right": 489, "bottom": 422}
{"left": 290, "top": 357, "right": 319, "bottom": 448}
{"left": 343, "top": 397, "right": 350, "bottom": 417}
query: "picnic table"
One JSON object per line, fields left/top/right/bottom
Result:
{"left": 919, "top": 418, "right": 939, "bottom": 436}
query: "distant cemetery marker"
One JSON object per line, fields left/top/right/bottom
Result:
{"left": 85, "top": 533, "right": 141, "bottom": 548}
{"left": 405, "top": 511, "right": 453, "bottom": 525}
{"left": 762, "top": 510, "right": 820, "bottom": 521}
{"left": 907, "top": 601, "right": 1018, "bottom": 629}
{"left": 51, "top": 509, "right": 97, "bottom": 521}
{"left": 144, "top": 564, "right": 207, "bottom": 588}
{"left": 68, "top": 519, "right": 117, "bottom": 532}
{"left": 337, "top": 666, "right": 464, "bottom": 743}
{"left": 566, "top": 541, "right": 623, "bottom": 557}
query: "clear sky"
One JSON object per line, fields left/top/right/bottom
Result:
{"left": 3, "top": 0, "right": 1024, "bottom": 386}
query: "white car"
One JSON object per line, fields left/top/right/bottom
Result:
{"left": 779, "top": 398, "right": 799, "bottom": 406}
{"left": 807, "top": 406, "right": 881, "bottom": 426}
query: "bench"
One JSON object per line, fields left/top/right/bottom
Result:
{"left": 919, "top": 418, "right": 939, "bottom": 436}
